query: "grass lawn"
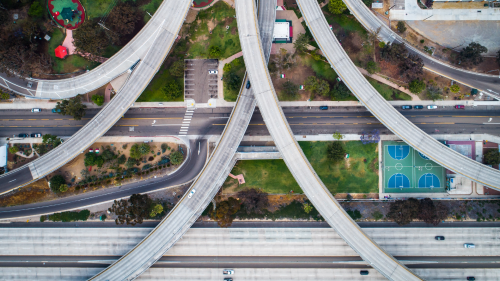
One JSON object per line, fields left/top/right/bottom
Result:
{"left": 367, "top": 77, "right": 411, "bottom": 101}
{"left": 140, "top": 0, "right": 163, "bottom": 23}
{"left": 186, "top": 2, "right": 241, "bottom": 59}
{"left": 321, "top": 7, "right": 367, "bottom": 37}
{"left": 137, "top": 60, "right": 184, "bottom": 102}
{"left": 48, "top": 29, "right": 97, "bottom": 74}
{"left": 80, "top": 0, "right": 116, "bottom": 19}
{"left": 224, "top": 141, "right": 379, "bottom": 194}
{"left": 223, "top": 57, "right": 246, "bottom": 102}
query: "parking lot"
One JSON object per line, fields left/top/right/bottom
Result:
{"left": 184, "top": 59, "right": 219, "bottom": 103}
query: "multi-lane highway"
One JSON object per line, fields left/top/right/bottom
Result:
{"left": 0, "top": 0, "right": 193, "bottom": 194}
{"left": 297, "top": 0, "right": 500, "bottom": 190}
{"left": 237, "top": 0, "right": 420, "bottom": 280}
{"left": 1, "top": 107, "right": 500, "bottom": 137}
{"left": 87, "top": 1, "right": 276, "bottom": 280}
{"left": 342, "top": 0, "right": 500, "bottom": 99}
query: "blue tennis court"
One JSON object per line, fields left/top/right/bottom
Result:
{"left": 387, "top": 173, "right": 411, "bottom": 188}
{"left": 388, "top": 145, "right": 410, "bottom": 160}
{"left": 418, "top": 173, "right": 441, "bottom": 188}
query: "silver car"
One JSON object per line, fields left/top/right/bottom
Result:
{"left": 188, "top": 189, "right": 196, "bottom": 198}
{"left": 427, "top": 105, "right": 437, "bottom": 109}
{"left": 464, "top": 243, "right": 475, "bottom": 248}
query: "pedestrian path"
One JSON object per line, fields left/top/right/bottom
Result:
{"left": 179, "top": 109, "right": 195, "bottom": 135}
{"left": 357, "top": 67, "right": 421, "bottom": 101}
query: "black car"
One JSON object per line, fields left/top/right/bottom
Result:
{"left": 360, "top": 270, "right": 369, "bottom": 275}
{"left": 435, "top": 236, "right": 445, "bottom": 241}
{"left": 467, "top": 277, "right": 475, "bottom": 281}
{"left": 401, "top": 105, "right": 412, "bottom": 110}
{"left": 246, "top": 80, "right": 251, "bottom": 89}
{"left": 414, "top": 105, "right": 424, "bottom": 109}
{"left": 319, "top": 106, "right": 328, "bottom": 110}
{"left": 18, "top": 134, "right": 28, "bottom": 138}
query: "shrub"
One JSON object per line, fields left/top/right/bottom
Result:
{"left": 49, "top": 175, "right": 66, "bottom": 193}
{"left": 91, "top": 95, "right": 104, "bottom": 106}
{"left": 170, "top": 151, "right": 184, "bottom": 165}
{"left": 450, "top": 84, "right": 460, "bottom": 93}
{"left": 48, "top": 210, "right": 91, "bottom": 222}
{"left": 397, "top": 21, "right": 406, "bottom": 33}
{"left": 420, "top": 39, "right": 425, "bottom": 44}
{"left": 39, "top": 215, "right": 46, "bottom": 222}
{"left": 409, "top": 79, "right": 426, "bottom": 94}
{"left": 8, "top": 145, "right": 19, "bottom": 154}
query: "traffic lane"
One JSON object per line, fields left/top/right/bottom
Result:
{"left": 0, "top": 73, "right": 37, "bottom": 97}
{"left": 0, "top": 166, "right": 33, "bottom": 195}
{"left": 0, "top": 139, "right": 207, "bottom": 220}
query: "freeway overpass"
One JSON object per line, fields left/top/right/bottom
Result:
{"left": 0, "top": 0, "right": 193, "bottom": 194}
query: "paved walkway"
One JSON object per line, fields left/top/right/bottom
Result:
{"left": 357, "top": 67, "right": 421, "bottom": 101}
{"left": 104, "top": 83, "right": 113, "bottom": 103}
{"left": 228, "top": 173, "right": 245, "bottom": 184}
{"left": 62, "top": 30, "right": 76, "bottom": 55}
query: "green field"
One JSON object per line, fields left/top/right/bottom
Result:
{"left": 224, "top": 141, "right": 379, "bottom": 194}
{"left": 223, "top": 57, "right": 246, "bottom": 102}
{"left": 367, "top": 77, "right": 411, "bottom": 101}
{"left": 140, "top": 0, "right": 163, "bottom": 23}
{"left": 48, "top": 29, "right": 97, "bottom": 74}
{"left": 80, "top": 0, "right": 116, "bottom": 19}
{"left": 137, "top": 61, "right": 184, "bottom": 102}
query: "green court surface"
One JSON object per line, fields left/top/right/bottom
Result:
{"left": 383, "top": 141, "right": 446, "bottom": 193}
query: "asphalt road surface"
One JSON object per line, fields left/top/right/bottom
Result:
{"left": 0, "top": 139, "right": 207, "bottom": 220}
{"left": 1, "top": 107, "right": 499, "bottom": 137}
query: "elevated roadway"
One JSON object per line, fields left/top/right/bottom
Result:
{"left": 236, "top": 0, "right": 419, "bottom": 280}
{"left": 0, "top": 0, "right": 188, "bottom": 99}
{"left": 87, "top": 2, "right": 276, "bottom": 280}
{"left": 1, "top": 268, "right": 498, "bottom": 280}
{"left": 342, "top": 0, "right": 500, "bottom": 99}
{"left": 296, "top": 0, "right": 500, "bottom": 189}
{"left": 0, "top": 0, "right": 193, "bottom": 194}
{"left": 1, "top": 227, "right": 498, "bottom": 257}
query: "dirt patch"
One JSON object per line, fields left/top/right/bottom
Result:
{"left": 185, "top": 9, "right": 199, "bottom": 24}
{"left": 207, "top": 19, "right": 216, "bottom": 31}
{"left": 0, "top": 179, "right": 53, "bottom": 208}
{"left": 418, "top": 72, "right": 474, "bottom": 101}
{"left": 192, "top": 34, "right": 208, "bottom": 43}
{"left": 271, "top": 55, "right": 316, "bottom": 101}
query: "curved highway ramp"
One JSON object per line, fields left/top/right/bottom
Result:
{"left": 87, "top": 1, "right": 276, "bottom": 280}
{"left": 0, "top": 0, "right": 193, "bottom": 195}
{"left": 296, "top": 0, "right": 500, "bottom": 189}
{"left": 236, "top": 0, "right": 421, "bottom": 280}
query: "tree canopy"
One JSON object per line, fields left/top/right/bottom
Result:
{"left": 223, "top": 71, "right": 241, "bottom": 91}
{"left": 107, "top": 3, "right": 140, "bottom": 42}
{"left": 237, "top": 188, "right": 269, "bottom": 214}
{"left": 109, "top": 194, "right": 153, "bottom": 225}
{"left": 209, "top": 197, "right": 240, "bottom": 227}
{"left": 170, "top": 151, "right": 184, "bottom": 165}
{"left": 305, "top": 76, "right": 330, "bottom": 97}
{"left": 366, "top": 61, "right": 379, "bottom": 74}
{"left": 130, "top": 143, "right": 150, "bottom": 159}
{"left": 330, "top": 82, "right": 351, "bottom": 100}
{"left": 282, "top": 80, "right": 299, "bottom": 99}
{"left": 208, "top": 45, "right": 221, "bottom": 58}
{"left": 91, "top": 94, "right": 104, "bottom": 106}
{"left": 293, "top": 33, "right": 310, "bottom": 54}
{"left": 484, "top": 149, "right": 500, "bottom": 165}
{"left": 328, "top": 0, "right": 347, "bottom": 14}
{"left": 409, "top": 79, "right": 425, "bottom": 94}
{"left": 73, "top": 22, "right": 114, "bottom": 61}
{"left": 84, "top": 152, "right": 104, "bottom": 167}
{"left": 458, "top": 42, "right": 488, "bottom": 66}
{"left": 169, "top": 60, "right": 184, "bottom": 77}
{"left": 327, "top": 141, "right": 346, "bottom": 163}
{"left": 55, "top": 96, "right": 87, "bottom": 120}
{"left": 396, "top": 21, "right": 406, "bottom": 33}
{"left": 386, "top": 198, "right": 420, "bottom": 225}
{"left": 49, "top": 175, "right": 66, "bottom": 193}
{"left": 163, "top": 81, "right": 182, "bottom": 100}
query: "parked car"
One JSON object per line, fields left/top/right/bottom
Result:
{"left": 31, "top": 108, "right": 41, "bottom": 112}
{"left": 30, "top": 133, "right": 42, "bottom": 138}
{"left": 401, "top": 105, "right": 412, "bottom": 110}
{"left": 18, "top": 134, "right": 28, "bottom": 138}
{"left": 414, "top": 105, "right": 423, "bottom": 109}
{"left": 27, "top": 82, "right": 33, "bottom": 88}
{"left": 467, "top": 277, "right": 475, "bottom": 281}
{"left": 464, "top": 243, "right": 475, "bottom": 248}
{"left": 223, "top": 269, "right": 234, "bottom": 275}
{"left": 208, "top": 70, "right": 218, "bottom": 74}
{"left": 246, "top": 80, "right": 251, "bottom": 89}
{"left": 52, "top": 108, "right": 61, "bottom": 113}
{"left": 223, "top": 279, "right": 233, "bottom": 281}
{"left": 427, "top": 105, "right": 438, "bottom": 109}
{"left": 188, "top": 189, "right": 196, "bottom": 198}
{"left": 360, "top": 270, "right": 369, "bottom": 275}
{"left": 319, "top": 106, "right": 328, "bottom": 110}
{"left": 435, "top": 236, "right": 445, "bottom": 240}
{"left": 455, "top": 105, "right": 465, "bottom": 109}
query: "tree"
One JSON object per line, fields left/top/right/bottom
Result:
{"left": 150, "top": 203, "right": 163, "bottom": 218}
{"left": 328, "top": 0, "right": 347, "bottom": 14}
{"left": 117, "top": 154, "right": 126, "bottom": 165}
{"left": 305, "top": 76, "right": 330, "bottom": 96}
{"left": 458, "top": 42, "right": 488, "bottom": 66}
{"left": 8, "top": 145, "right": 19, "bottom": 154}
{"left": 237, "top": 188, "right": 269, "bottom": 214}
{"left": 108, "top": 194, "right": 153, "bottom": 225}
{"left": 409, "top": 79, "right": 425, "bottom": 94}
{"left": 208, "top": 45, "right": 221, "bottom": 58}
{"left": 0, "top": 91, "right": 10, "bottom": 100}
{"left": 224, "top": 71, "right": 241, "bottom": 91}
{"left": 129, "top": 143, "right": 149, "bottom": 159}
{"left": 84, "top": 152, "right": 104, "bottom": 167}
{"left": 426, "top": 85, "right": 442, "bottom": 101}
{"left": 0, "top": 35, "right": 51, "bottom": 78}
{"left": 91, "top": 95, "right": 104, "bottom": 106}
{"left": 484, "top": 149, "right": 500, "bottom": 165}
{"left": 380, "top": 42, "right": 408, "bottom": 63}
{"left": 450, "top": 84, "right": 460, "bottom": 93}
{"left": 170, "top": 151, "right": 184, "bottom": 165}
{"left": 49, "top": 175, "right": 66, "bottom": 193}
{"left": 126, "top": 157, "right": 137, "bottom": 168}
{"left": 399, "top": 54, "right": 424, "bottom": 80}
{"left": 59, "top": 185, "right": 68, "bottom": 192}
{"left": 106, "top": 3, "right": 140, "bottom": 41}
{"left": 73, "top": 22, "right": 113, "bottom": 61}
{"left": 366, "top": 61, "right": 380, "bottom": 74}
{"left": 282, "top": 80, "right": 299, "bottom": 99}
{"left": 42, "top": 134, "right": 61, "bottom": 147}
{"left": 330, "top": 83, "right": 351, "bottom": 100}
{"left": 294, "top": 33, "right": 309, "bottom": 54}
{"left": 169, "top": 60, "right": 184, "bottom": 77}
{"left": 347, "top": 209, "right": 362, "bottom": 220}
{"left": 209, "top": 197, "right": 240, "bottom": 227}
{"left": 28, "top": 1, "right": 44, "bottom": 18}
{"left": 55, "top": 96, "right": 87, "bottom": 120}
{"left": 386, "top": 198, "right": 419, "bottom": 225}
{"left": 397, "top": 21, "right": 407, "bottom": 33}
{"left": 163, "top": 81, "right": 182, "bottom": 100}
{"left": 101, "top": 148, "right": 116, "bottom": 162}
{"left": 272, "top": 48, "right": 295, "bottom": 74}
{"left": 303, "top": 203, "right": 313, "bottom": 214}
{"left": 327, "top": 141, "right": 346, "bottom": 163}
{"left": 366, "top": 27, "right": 381, "bottom": 61}
{"left": 417, "top": 198, "right": 448, "bottom": 226}
{"left": 425, "top": 0, "right": 434, "bottom": 8}
{"left": 332, "top": 131, "right": 344, "bottom": 140}
{"left": 138, "top": 143, "right": 150, "bottom": 155}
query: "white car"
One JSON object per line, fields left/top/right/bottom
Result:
{"left": 31, "top": 108, "right": 41, "bottom": 112}
{"left": 208, "top": 70, "right": 218, "bottom": 74}
{"left": 223, "top": 269, "right": 234, "bottom": 275}
{"left": 188, "top": 189, "right": 196, "bottom": 198}
{"left": 427, "top": 105, "right": 437, "bottom": 109}
{"left": 464, "top": 243, "right": 475, "bottom": 248}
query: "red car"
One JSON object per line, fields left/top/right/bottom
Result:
{"left": 455, "top": 105, "right": 465, "bottom": 109}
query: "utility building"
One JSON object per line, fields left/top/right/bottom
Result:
{"left": 273, "top": 19, "right": 292, "bottom": 43}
